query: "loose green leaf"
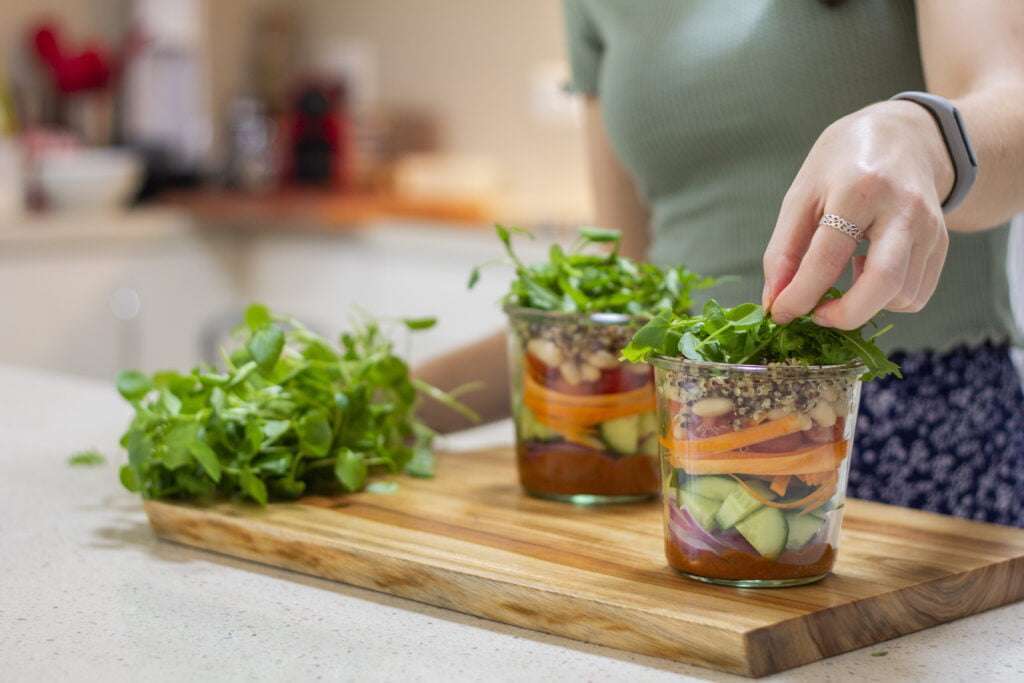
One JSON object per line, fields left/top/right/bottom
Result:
{"left": 402, "top": 316, "right": 437, "bottom": 331}
{"left": 335, "top": 448, "right": 368, "bottom": 491}
{"left": 119, "top": 464, "right": 140, "bottom": 492}
{"left": 366, "top": 481, "right": 399, "bottom": 494}
{"left": 298, "top": 411, "right": 333, "bottom": 456}
{"left": 404, "top": 445, "right": 435, "bottom": 478}
{"left": 245, "top": 303, "right": 272, "bottom": 330}
{"left": 68, "top": 450, "right": 105, "bottom": 466}
{"left": 578, "top": 226, "right": 621, "bottom": 243}
{"left": 189, "top": 441, "right": 222, "bottom": 482}
{"left": 238, "top": 468, "right": 268, "bottom": 505}
{"left": 247, "top": 325, "right": 285, "bottom": 372}
{"left": 116, "top": 370, "right": 152, "bottom": 401}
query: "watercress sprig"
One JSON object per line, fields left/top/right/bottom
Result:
{"left": 621, "top": 291, "right": 901, "bottom": 381}
{"left": 115, "top": 304, "right": 476, "bottom": 505}
{"left": 469, "top": 224, "right": 716, "bottom": 316}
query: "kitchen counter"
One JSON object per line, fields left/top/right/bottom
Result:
{"left": 3, "top": 364, "right": 1023, "bottom": 682}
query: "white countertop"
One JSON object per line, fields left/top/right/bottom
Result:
{"left": 2, "top": 364, "right": 1023, "bottom": 683}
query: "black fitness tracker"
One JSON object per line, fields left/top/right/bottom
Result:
{"left": 890, "top": 91, "right": 978, "bottom": 213}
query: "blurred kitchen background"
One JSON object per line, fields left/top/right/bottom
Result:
{"left": 0, "top": 0, "right": 586, "bottom": 379}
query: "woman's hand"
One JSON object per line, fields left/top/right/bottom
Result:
{"left": 762, "top": 100, "right": 955, "bottom": 329}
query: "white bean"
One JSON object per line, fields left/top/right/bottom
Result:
{"left": 832, "top": 399, "right": 849, "bottom": 418}
{"left": 809, "top": 401, "right": 837, "bottom": 428}
{"left": 692, "top": 397, "right": 734, "bottom": 418}
{"left": 767, "top": 407, "right": 792, "bottom": 420}
{"left": 672, "top": 422, "right": 686, "bottom": 440}
{"left": 559, "top": 361, "right": 582, "bottom": 386}
{"left": 586, "top": 350, "right": 619, "bottom": 370}
{"left": 580, "top": 362, "right": 601, "bottom": 382}
{"left": 526, "top": 338, "right": 562, "bottom": 367}
{"left": 797, "top": 413, "right": 814, "bottom": 431}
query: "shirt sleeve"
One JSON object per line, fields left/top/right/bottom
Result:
{"left": 563, "top": 0, "right": 603, "bottom": 95}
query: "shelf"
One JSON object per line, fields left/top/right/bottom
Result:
{"left": 157, "top": 189, "right": 494, "bottom": 233}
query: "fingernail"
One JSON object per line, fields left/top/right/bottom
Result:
{"left": 812, "top": 313, "right": 828, "bottom": 326}
{"left": 762, "top": 280, "right": 778, "bottom": 312}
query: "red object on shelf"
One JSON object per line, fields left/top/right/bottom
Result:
{"left": 30, "top": 23, "right": 115, "bottom": 94}
{"left": 280, "top": 80, "right": 352, "bottom": 189}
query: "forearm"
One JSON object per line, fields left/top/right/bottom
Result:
{"left": 414, "top": 331, "right": 510, "bottom": 433}
{"left": 915, "top": 0, "right": 1024, "bottom": 231}
{"left": 584, "top": 97, "right": 651, "bottom": 259}
{"left": 943, "top": 80, "right": 1024, "bottom": 231}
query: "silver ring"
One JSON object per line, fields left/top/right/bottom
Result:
{"left": 819, "top": 213, "right": 863, "bottom": 242}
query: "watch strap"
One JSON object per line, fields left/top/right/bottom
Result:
{"left": 890, "top": 91, "right": 978, "bottom": 213}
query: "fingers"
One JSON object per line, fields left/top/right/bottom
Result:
{"left": 852, "top": 255, "right": 866, "bottom": 283}
{"left": 762, "top": 184, "right": 820, "bottom": 310}
{"left": 887, "top": 219, "right": 948, "bottom": 313}
{"left": 812, "top": 224, "right": 913, "bottom": 329}
{"left": 769, "top": 215, "right": 864, "bottom": 324}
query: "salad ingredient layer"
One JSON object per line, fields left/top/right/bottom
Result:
{"left": 518, "top": 442, "right": 659, "bottom": 497}
{"left": 115, "top": 304, "right": 472, "bottom": 505}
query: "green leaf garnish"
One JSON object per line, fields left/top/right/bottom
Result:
{"left": 471, "top": 225, "right": 716, "bottom": 316}
{"left": 116, "top": 370, "right": 152, "bottom": 401}
{"left": 622, "top": 293, "right": 901, "bottom": 381}
{"left": 111, "top": 304, "right": 475, "bottom": 505}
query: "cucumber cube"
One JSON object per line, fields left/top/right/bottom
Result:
{"left": 784, "top": 512, "right": 826, "bottom": 550}
{"left": 677, "top": 490, "right": 721, "bottom": 532}
{"left": 736, "top": 507, "right": 788, "bottom": 559}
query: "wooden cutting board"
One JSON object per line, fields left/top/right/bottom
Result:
{"left": 144, "top": 447, "right": 1024, "bottom": 677}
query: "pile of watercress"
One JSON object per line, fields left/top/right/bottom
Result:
{"left": 469, "top": 224, "right": 715, "bottom": 316}
{"left": 621, "top": 291, "right": 901, "bottom": 381}
{"left": 116, "top": 304, "right": 475, "bottom": 505}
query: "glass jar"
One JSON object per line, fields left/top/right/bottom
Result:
{"left": 651, "top": 356, "right": 863, "bottom": 587}
{"left": 506, "top": 306, "right": 659, "bottom": 504}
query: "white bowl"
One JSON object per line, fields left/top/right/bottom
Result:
{"left": 37, "top": 148, "right": 143, "bottom": 211}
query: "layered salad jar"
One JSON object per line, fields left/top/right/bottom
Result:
{"left": 471, "top": 224, "right": 714, "bottom": 504}
{"left": 622, "top": 295, "right": 901, "bottom": 585}
{"left": 508, "top": 307, "right": 658, "bottom": 503}
{"left": 654, "top": 358, "right": 862, "bottom": 586}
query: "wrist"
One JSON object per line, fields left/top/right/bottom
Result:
{"left": 885, "top": 99, "right": 956, "bottom": 202}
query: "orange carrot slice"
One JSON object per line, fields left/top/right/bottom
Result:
{"left": 530, "top": 412, "right": 604, "bottom": 449}
{"left": 730, "top": 475, "right": 834, "bottom": 510}
{"left": 797, "top": 476, "right": 839, "bottom": 515}
{"left": 523, "top": 372, "right": 653, "bottom": 409}
{"left": 667, "top": 440, "right": 848, "bottom": 475}
{"left": 528, "top": 400, "right": 655, "bottom": 426}
{"left": 665, "top": 413, "right": 811, "bottom": 457}
{"left": 523, "top": 372, "right": 655, "bottom": 426}
{"left": 770, "top": 475, "right": 791, "bottom": 497}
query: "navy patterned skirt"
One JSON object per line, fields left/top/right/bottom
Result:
{"left": 850, "top": 342, "right": 1024, "bottom": 527}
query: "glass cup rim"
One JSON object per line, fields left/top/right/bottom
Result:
{"left": 502, "top": 303, "right": 648, "bottom": 326}
{"left": 649, "top": 354, "right": 864, "bottom": 378}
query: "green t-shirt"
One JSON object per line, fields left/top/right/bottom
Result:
{"left": 564, "top": 0, "right": 1017, "bottom": 352}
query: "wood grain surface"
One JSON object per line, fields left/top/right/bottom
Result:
{"left": 144, "top": 447, "right": 1024, "bottom": 677}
